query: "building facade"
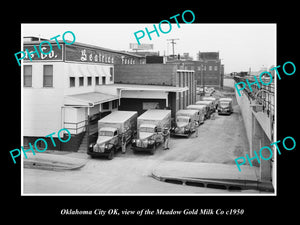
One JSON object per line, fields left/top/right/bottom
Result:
{"left": 198, "top": 52, "right": 223, "bottom": 87}
{"left": 22, "top": 39, "right": 145, "bottom": 151}
{"left": 114, "top": 64, "right": 196, "bottom": 117}
{"left": 166, "top": 52, "right": 224, "bottom": 88}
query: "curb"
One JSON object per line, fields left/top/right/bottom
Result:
{"left": 151, "top": 161, "right": 274, "bottom": 192}
{"left": 24, "top": 153, "right": 88, "bottom": 171}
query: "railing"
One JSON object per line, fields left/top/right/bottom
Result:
{"left": 233, "top": 76, "right": 275, "bottom": 118}
{"left": 64, "top": 120, "right": 87, "bottom": 135}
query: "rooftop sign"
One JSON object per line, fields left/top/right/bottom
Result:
{"left": 129, "top": 43, "right": 153, "bottom": 50}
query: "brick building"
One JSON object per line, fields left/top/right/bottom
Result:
{"left": 198, "top": 52, "right": 223, "bottom": 87}
{"left": 114, "top": 64, "right": 196, "bottom": 117}
{"left": 166, "top": 52, "right": 224, "bottom": 88}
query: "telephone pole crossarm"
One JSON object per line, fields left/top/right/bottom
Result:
{"left": 167, "top": 38, "right": 179, "bottom": 59}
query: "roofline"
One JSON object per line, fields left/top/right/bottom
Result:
{"left": 23, "top": 40, "right": 144, "bottom": 58}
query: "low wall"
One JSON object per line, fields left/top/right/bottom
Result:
{"left": 234, "top": 83, "right": 253, "bottom": 155}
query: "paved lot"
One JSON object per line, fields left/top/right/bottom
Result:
{"left": 23, "top": 79, "right": 255, "bottom": 194}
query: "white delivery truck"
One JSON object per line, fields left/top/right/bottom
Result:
{"left": 202, "top": 96, "right": 218, "bottom": 110}
{"left": 186, "top": 105, "right": 206, "bottom": 124}
{"left": 196, "top": 100, "right": 214, "bottom": 118}
{"left": 170, "top": 109, "right": 198, "bottom": 137}
{"left": 88, "top": 111, "right": 138, "bottom": 159}
{"left": 218, "top": 98, "right": 233, "bottom": 115}
{"left": 131, "top": 109, "right": 171, "bottom": 154}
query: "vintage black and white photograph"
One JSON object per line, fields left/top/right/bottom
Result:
{"left": 20, "top": 23, "right": 277, "bottom": 195}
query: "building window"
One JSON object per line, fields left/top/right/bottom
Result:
{"left": 102, "top": 76, "right": 106, "bottom": 85}
{"left": 102, "top": 102, "right": 109, "bottom": 110}
{"left": 95, "top": 77, "right": 99, "bottom": 85}
{"left": 209, "top": 66, "right": 212, "bottom": 71}
{"left": 79, "top": 77, "right": 84, "bottom": 86}
{"left": 43, "top": 65, "right": 53, "bottom": 87}
{"left": 69, "top": 77, "right": 75, "bottom": 87}
{"left": 110, "top": 67, "right": 114, "bottom": 82}
{"left": 87, "top": 76, "right": 92, "bottom": 86}
{"left": 24, "top": 65, "right": 32, "bottom": 87}
{"left": 214, "top": 66, "right": 218, "bottom": 71}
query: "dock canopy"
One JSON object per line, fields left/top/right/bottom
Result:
{"left": 114, "top": 84, "right": 188, "bottom": 93}
{"left": 64, "top": 92, "right": 118, "bottom": 107}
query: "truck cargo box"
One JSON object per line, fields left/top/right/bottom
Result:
{"left": 176, "top": 109, "right": 199, "bottom": 118}
{"left": 98, "top": 111, "right": 138, "bottom": 134}
{"left": 137, "top": 109, "right": 171, "bottom": 130}
{"left": 187, "top": 104, "right": 207, "bottom": 112}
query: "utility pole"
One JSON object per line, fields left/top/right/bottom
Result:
{"left": 167, "top": 38, "right": 179, "bottom": 59}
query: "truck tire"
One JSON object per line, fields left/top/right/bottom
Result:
{"left": 107, "top": 149, "right": 115, "bottom": 160}
{"left": 150, "top": 144, "right": 156, "bottom": 155}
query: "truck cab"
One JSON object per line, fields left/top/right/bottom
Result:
{"left": 196, "top": 100, "right": 214, "bottom": 118}
{"left": 87, "top": 111, "right": 138, "bottom": 160}
{"left": 170, "top": 110, "right": 198, "bottom": 137}
{"left": 138, "top": 124, "right": 159, "bottom": 140}
{"left": 186, "top": 105, "right": 206, "bottom": 124}
{"left": 132, "top": 124, "right": 163, "bottom": 154}
{"left": 202, "top": 97, "right": 218, "bottom": 110}
{"left": 218, "top": 98, "right": 233, "bottom": 115}
{"left": 176, "top": 116, "right": 193, "bottom": 129}
{"left": 91, "top": 127, "right": 120, "bottom": 160}
{"left": 131, "top": 109, "right": 171, "bottom": 155}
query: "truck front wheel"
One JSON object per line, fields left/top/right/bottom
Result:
{"left": 150, "top": 144, "right": 156, "bottom": 155}
{"left": 107, "top": 149, "right": 115, "bottom": 160}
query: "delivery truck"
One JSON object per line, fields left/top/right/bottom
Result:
{"left": 88, "top": 111, "right": 138, "bottom": 159}
{"left": 186, "top": 105, "right": 206, "bottom": 124}
{"left": 131, "top": 109, "right": 171, "bottom": 154}
{"left": 196, "top": 100, "right": 214, "bottom": 118}
{"left": 170, "top": 109, "right": 198, "bottom": 137}
{"left": 218, "top": 98, "right": 233, "bottom": 115}
{"left": 202, "top": 96, "right": 218, "bottom": 109}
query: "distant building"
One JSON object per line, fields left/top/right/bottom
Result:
{"left": 198, "top": 52, "right": 223, "bottom": 87}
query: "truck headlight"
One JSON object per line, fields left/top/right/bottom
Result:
{"left": 149, "top": 140, "right": 155, "bottom": 145}
{"left": 132, "top": 139, "right": 136, "bottom": 143}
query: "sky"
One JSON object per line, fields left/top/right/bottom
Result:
{"left": 22, "top": 23, "right": 276, "bottom": 74}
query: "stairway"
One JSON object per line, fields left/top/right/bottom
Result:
{"left": 78, "top": 132, "right": 88, "bottom": 153}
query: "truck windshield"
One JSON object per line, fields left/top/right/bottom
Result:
{"left": 177, "top": 117, "right": 189, "bottom": 123}
{"left": 99, "top": 131, "right": 114, "bottom": 136}
{"left": 140, "top": 127, "right": 154, "bottom": 133}
{"left": 220, "top": 102, "right": 230, "bottom": 107}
